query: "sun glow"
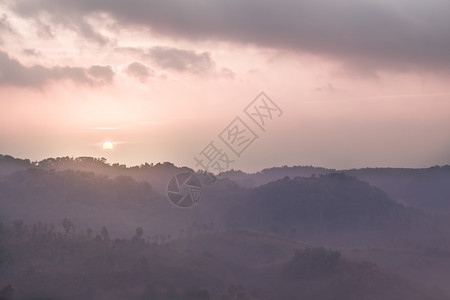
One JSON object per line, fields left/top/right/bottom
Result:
{"left": 102, "top": 141, "right": 114, "bottom": 150}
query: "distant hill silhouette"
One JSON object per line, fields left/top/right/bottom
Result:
{"left": 3, "top": 154, "right": 450, "bottom": 215}
{"left": 218, "top": 166, "right": 334, "bottom": 187}
{"left": 345, "top": 166, "right": 450, "bottom": 214}
{"left": 2, "top": 154, "right": 450, "bottom": 297}
{"left": 1, "top": 155, "right": 449, "bottom": 244}
{"left": 222, "top": 173, "right": 450, "bottom": 247}
{"left": 226, "top": 173, "right": 406, "bottom": 232}
{"left": 0, "top": 158, "right": 239, "bottom": 238}
{"left": 219, "top": 165, "right": 450, "bottom": 214}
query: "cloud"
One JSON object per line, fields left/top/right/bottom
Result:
{"left": 74, "top": 18, "right": 110, "bottom": 45}
{"left": 117, "top": 46, "right": 215, "bottom": 75}
{"left": 22, "top": 48, "right": 40, "bottom": 57}
{"left": 0, "top": 14, "right": 12, "bottom": 31}
{"left": 10, "top": 0, "right": 450, "bottom": 75}
{"left": 219, "top": 68, "right": 235, "bottom": 79}
{"left": 315, "top": 83, "right": 336, "bottom": 93}
{"left": 0, "top": 50, "right": 114, "bottom": 88}
{"left": 35, "top": 19, "right": 54, "bottom": 39}
{"left": 88, "top": 65, "right": 114, "bottom": 84}
{"left": 0, "top": 14, "right": 14, "bottom": 45}
{"left": 124, "top": 62, "right": 155, "bottom": 82}
{"left": 146, "top": 47, "right": 213, "bottom": 74}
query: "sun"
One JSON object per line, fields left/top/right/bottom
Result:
{"left": 102, "top": 141, "right": 114, "bottom": 150}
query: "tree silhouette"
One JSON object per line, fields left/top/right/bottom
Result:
{"left": 62, "top": 218, "right": 72, "bottom": 237}
{"left": 284, "top": 247, "right": 341, "bottom": 279}
{"left": 0, "top": 285, "right": 13, "bottom": 300}
{"left": 132, "top": 227, "right": 144, "bottom": 244}
{"left": 100, "top": 226, "right": 110, "bottom": 241}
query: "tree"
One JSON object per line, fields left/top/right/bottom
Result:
{"left": 100, "top": 226, "right": 110, "bottom": 241}
{"left": 0, "top": 285, "right": 13, "bottom": 300}
{"left": 182, "top": 287, "right": 210, "bottom": 300}
{"left": 159, "top": 234, "right": 166, "bottom": 244}
{"left": 132, "top": 227, "right": 144, "bottom": 243}
{"left": 284, "top": 247, "right": 341, "bottom": 279}
{"left": 12, "top": 220, "right": 23, "bottom": 234}
{"left": 86, "top": 228, "right": 93, "bottom": 239}
{"left": 62, "top": 218, "right": 72, "bottom": 236}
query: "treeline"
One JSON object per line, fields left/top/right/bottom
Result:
{"left": 0, "top": 154, "right": 179, "bottom": 171}
{"left": 0, "top": 220, "right": 261, "bottom": 300}
{"left": 0, "top": 219, "right": 176, "bottom": 247}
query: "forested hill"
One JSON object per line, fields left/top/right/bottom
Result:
{"left": 1, "top": 154, "right": 450, "bottom": 246}
{"left": 3, "top": 154, "right": 450, "bottom": 215}
{"left": 223, "top": 173, "right": 450, "bottom": 248}
{"left": 345, "top": 166, "right": 450, "bottom": 214}
{"left": 219, "top": 165, "right": 450, "bottom": 214}
{"left": 227, "top": 173, "right": 406, "bottom": 232}
{"left": 0, "top": 154, "right": 191, "bottom": 194}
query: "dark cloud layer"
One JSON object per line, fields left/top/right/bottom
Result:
{"left": 0, "top": 50, "right": 114, "bottom": 88}
{"left": 10, "top": 0, "right": 450, "bottom": 74}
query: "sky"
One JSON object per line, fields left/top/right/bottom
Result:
{"left": 0, "top": 0, "right": 449, "bottom": 172}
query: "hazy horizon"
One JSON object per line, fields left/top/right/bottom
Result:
{"left": 3, "top": 152, "right": 450, "bottom": 175}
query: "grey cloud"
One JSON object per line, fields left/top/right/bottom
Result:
{"left": 35, "top": 19, "right": 54, "bottom": 39}
{"left": 0, "top": 14, "right": 12, "bottom": 32}
{"left": 0, "top": 14, "right": 14, "bottom": 44}
{"left": 88, "top": 65, "right": 114, "bottom": 84}
{"left": 219, "top": 68, "right": 235, "bottom": 79}
{"left": 22, "top": 48, "right": 40, "bottom": 57}
{"left": 146, "top": 47, "right": 213, "bottom": 74}
{"left": 124, "top": 62, "right": 155, "bottom": 82}
{"left": 46, "top": 16, "right": 109, "bottom": 44}
{"left": 10, "top": 0, "right": 450, "bottom": 74}
{"left": 75, "top": 19, "right": 109, "bottom": 45}
{"left": 12, "top": 2, "right": 109, "bottom": 44}
{"left": 118, "top": 47, "right": 222, "bottom": 76}
{"left": 0, "top": 50, "right": 114, "bottom": 88}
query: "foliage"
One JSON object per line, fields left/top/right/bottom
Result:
{"left": 284, "top": 247, "right": 341, "bottom": 279}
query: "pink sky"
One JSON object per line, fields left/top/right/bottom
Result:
{"left": 0, "top": 0, "right": 449, "bottom": 172}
